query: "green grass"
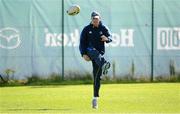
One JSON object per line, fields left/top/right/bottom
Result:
{"left": 0, "top": 83, "right": 180, "bottom": 113}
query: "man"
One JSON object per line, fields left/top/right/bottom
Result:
{"left": 79, "top": 11, "right": 112, "bottom": 109}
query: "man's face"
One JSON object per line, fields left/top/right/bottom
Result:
{"left": 91, "top": 16, "right": 100, "bottom": 27}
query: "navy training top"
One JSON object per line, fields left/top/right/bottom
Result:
{"left": 79, "top": 22, "right": 112, "bottom": 56}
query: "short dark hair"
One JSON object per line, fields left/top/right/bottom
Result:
{"left": 91, "top": 11, "right": 100, "bottom": 18}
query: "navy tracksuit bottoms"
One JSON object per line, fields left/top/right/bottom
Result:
{"left": 87, "top": 48, "right": 106, "bottom": 97}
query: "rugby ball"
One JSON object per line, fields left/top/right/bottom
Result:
{"left": 67, "top": 4, "right": 80, "bottom": 16}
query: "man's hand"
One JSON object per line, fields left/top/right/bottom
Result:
{"left": 101, "top": 35, "right": 109, "bottom": 42}
{"left": 83, "top": 55, "right": 91, "bottom": 61}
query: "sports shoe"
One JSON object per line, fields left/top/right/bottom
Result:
{"left": 102, "top": 62, "right": 111, "bottom": 75}
{"left": 92, "top": 99, "right": 98, "bottom": 109}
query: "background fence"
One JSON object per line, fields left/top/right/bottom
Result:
{"left": 0, "top": 0, "right": 180, "bottom": 80}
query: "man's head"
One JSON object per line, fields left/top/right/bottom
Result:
{"left": 91, "top": 11, "right": 101, "bottom": 27}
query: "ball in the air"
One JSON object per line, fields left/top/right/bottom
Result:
{"left": 67, "top": 4, "right": 80, "bottom": 16}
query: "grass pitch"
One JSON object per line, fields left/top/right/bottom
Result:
{"left": 0, "top": 83, "right": 179, "bottom": 113}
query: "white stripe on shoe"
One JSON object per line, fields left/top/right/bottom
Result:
{"left": 102, "top": 62, "right": 111, "bottom": 75}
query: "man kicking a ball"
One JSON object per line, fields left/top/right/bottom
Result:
{"left": 79, "top": 11, "right": 112, "bottom": 109}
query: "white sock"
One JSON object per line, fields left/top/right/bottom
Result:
{"left": 93, "top": 97, "right": 98, "bottom": 100}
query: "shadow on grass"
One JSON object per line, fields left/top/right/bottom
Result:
{"left": 0, "top": 80, "right": 93, "bottom": 88}
{"left": 1, "top": 80, "right": 179, "bottom": 88}
{"left": 4, "top": 108, "right": 71, "bottom": 111}
{"left": 28, "top": 84, "right": 85, "bottom": 88}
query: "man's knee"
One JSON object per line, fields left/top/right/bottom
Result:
{"left": 87, "top": 48, "right": 100, "bottom": 60}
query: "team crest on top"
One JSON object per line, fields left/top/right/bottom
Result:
{"left": 99, "top": 31, "right": 103, "bottom": 35}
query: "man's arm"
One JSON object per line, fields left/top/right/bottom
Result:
{"left": 102, "top": 26, "right": 112, "bottom": 43}
{"left": 79, "top": 27, "right": 91, "bottom": 61}
{"left": 79, "top": 27, "right": 88, "bottom": 56}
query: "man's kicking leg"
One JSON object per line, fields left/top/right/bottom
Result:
{"left": 87, "top": 48, "right": 110, "bottom": 75}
